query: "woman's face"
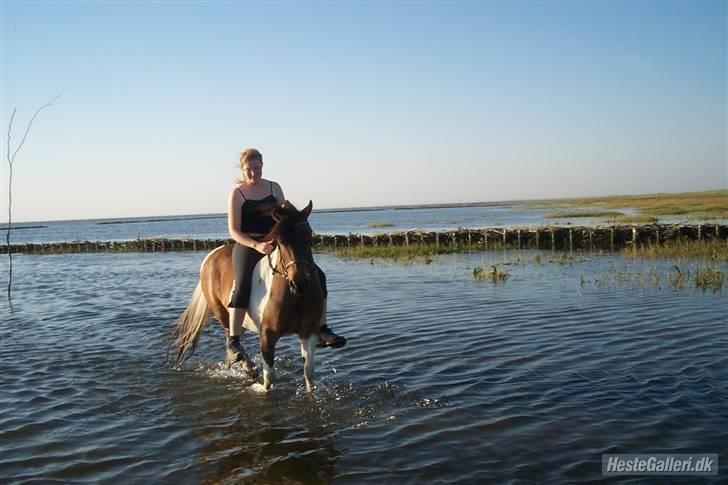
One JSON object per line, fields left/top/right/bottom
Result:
{"left": 242, "top": 160, "right": 263, "bottom": 184}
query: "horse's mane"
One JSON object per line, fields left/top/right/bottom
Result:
{"left": 261, "top": 200, "right": 303, "bottom": 242}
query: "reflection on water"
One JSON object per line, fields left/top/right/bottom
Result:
{"left": 1, "top": 251, "right": 726, "bottom": 482}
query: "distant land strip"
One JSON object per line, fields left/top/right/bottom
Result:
{"left": 97, "top": 215, "right": 225, "bottom": 225}
{"left": 0, "top": 225, "right": 48, "bottom": 231}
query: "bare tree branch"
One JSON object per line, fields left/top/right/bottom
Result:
{"left": 5, "top": 88, "right": 66, "bottom": 300}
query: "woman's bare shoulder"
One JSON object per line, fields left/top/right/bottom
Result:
{"left": 229, "top": 185, "right": 244, "bottom": 200}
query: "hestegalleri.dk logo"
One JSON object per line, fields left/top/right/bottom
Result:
{"left": 602, "top": 454, "right": 718, "bottom": 476}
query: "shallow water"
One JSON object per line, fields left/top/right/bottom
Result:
{"left": 1, "top": 250, "right": 726, "bottom": 483}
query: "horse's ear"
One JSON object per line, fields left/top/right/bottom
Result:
{"left": 271, "top": 204, "right": 285, "bottom": 222}
{"left": 283, "top": 200, "right": 295, "bottom": 211}
{"left": 301, "top": 200, "right": 313, "bottom": 219}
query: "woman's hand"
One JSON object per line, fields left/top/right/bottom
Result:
{"left": 254, "top": 241, "right": 276, "bottom": 255}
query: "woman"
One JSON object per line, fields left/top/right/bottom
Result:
{"left": 226, "top": 148, "right": 346, "bottom": 365}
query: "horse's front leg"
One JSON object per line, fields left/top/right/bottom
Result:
{"left": 260, "top": 329, "right": 280, "bottom": 390}
{"left": 299, "top": 334, "right": 317, "bottom": 393}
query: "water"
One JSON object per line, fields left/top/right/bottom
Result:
{"left": 2, "top": 203, "right": 649, "bottom": 244}
{"left": 1, "top": 250, "right": 726, "bottom": 482}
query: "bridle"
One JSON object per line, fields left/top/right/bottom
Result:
{"left": 266, "top": 221, "right": 316, "bottom": 283}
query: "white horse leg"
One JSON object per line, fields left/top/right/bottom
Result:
{"left": 262, "top": 360, "right": 276, "bottom": 391}
{"left": 260, "top": 330, "right": 278, "bottom": 391}
{"left": 299, "top": 334, "right": 317, "bottom": 393}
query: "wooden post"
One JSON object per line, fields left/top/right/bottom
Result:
{"left": 347, "top": 235, "right": 351, "bottom": 248}
{"left": 632, "top": 227, "right": 637, "bottom": 246}
{"left": 483, "top": 230, "right": 488, "bottom": 250}
{"left": 435, "top": 232, "right": 439, "bottom": 248}
{"left": 404, "top": 232, "right": 409, "bottom": 246}
{"left": 388, "top": 234, "right": 393, "bottom": 246}
{"left": 655, "top": 228, "right": 660, "bottom": 245}
{"left": 467, "top": 230, "right": 472, "bottom": 247}
{"left": 451, "top": 232, "right": 456, "bottom": 247}
{"left": 697, "top": 224, "right": 702, "bottom": 241}
{"left": 610, "top": 228, "right": 614, "bottom": 252}
{"left": 589, "top": 230, "right": 593, "bottom": 251}
{"left": 551, "top": 230, "right": 556, "bottom": 251}
{"left": 517, "top": 229, "right": 521, "bottom": 249}
{"left": 360, "top": 234, "right": 364, "bottom": 247}
{"left": 569, "top": 229, "right": 573, "bottom": 251}
{"left": 503, "top": 229, "right": 507, "bottom": 246}
{"left": 535, "top": 230, "right": 540, "bottom": 249}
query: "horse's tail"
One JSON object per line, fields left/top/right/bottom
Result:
{"left": 171, "top": 281, "right": 211, "bottom": 367}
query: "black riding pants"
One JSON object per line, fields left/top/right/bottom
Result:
{"left": 228, "top": 243, "right": 328, "bottom": 308}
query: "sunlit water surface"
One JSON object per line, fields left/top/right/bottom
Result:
{"left": 1, "top": 251, "right": 726, "bottom": 483}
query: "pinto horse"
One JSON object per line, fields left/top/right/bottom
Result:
{"left": 172, "top": 201, "right": 324, "bottom": 392}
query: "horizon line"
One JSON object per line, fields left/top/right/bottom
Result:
{"left": 3, "top": 188, "right": 726, "bottom": 226}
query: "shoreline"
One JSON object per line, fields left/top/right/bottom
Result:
{"left": 2, "top": 222, "right": 725, "bottom": 255}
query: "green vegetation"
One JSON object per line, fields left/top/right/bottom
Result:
{"left": 526, "top": 189, "right": 728, "bottom": 220}
{"left": 695, "top": 266, "right": 724, "bottom": 291}
{"left": 623, "top": 239, "right": 728, "bottom": 262}
{"left": 330, "top": 242, "right": 477, "bottom": 261}
{"left": 582, "top": 264, "right": 724, "bottom": 292}
{"left": 366, "top": 221, "right": 395, "bottom": 228}
{"left": 607, "top": 214, "right": 659, "bottom": 224}
{"left": 473, "top": 265, "right": 509, "bottom": 282}
{"left": 544, "top": 210, "right": 624, "bottom": 219}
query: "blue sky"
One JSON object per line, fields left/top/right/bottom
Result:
{"left": 1, "top": 1, "right": 726, "bottom": 222}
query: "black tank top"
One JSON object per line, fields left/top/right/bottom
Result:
{"left": 237, "top": 181, "right": 277, "bottom": 234}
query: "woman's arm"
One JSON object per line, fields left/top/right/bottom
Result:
{"left": 227, "top": 188, "right": 271, "bottom": 252}
{"left": 272, "top": 182, "right": 285, "bottom": 203}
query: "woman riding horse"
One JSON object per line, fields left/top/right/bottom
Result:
{"left": 173, "top": 199, "right": 330, "bottom": 391}
{"left": 225, "top": 148, "right": 346, "bottom": 366}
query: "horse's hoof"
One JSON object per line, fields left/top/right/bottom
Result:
{"left": 244, "top": 363, "right": 259, "bottom": 380}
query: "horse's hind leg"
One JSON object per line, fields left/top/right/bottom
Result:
{"left": 299, "top": 334, "right": 317, "bottom": 393}
{"left": 208, "top": 299, "right": 230, "bottom": 335}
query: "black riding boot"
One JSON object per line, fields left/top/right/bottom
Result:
{"left": 226, "top": 335, "right": 245, "bottom": 366}
{"left": 317, "top": 325, "right": 346, "bottom": 348}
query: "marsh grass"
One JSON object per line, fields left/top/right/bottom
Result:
{"left": 526, "top": 189, "right": 728, "bottom": 220}
{"left": 544, "top": 210, "right": 624, "bottom": 219}
{"left": 623, "top": 239, "right": 728, "bottom": 262}
{"left": 607, "top": 214, "right": 659, "bottom": 224}
{"left": 367, "top": 221, "right": 396, "bottom": 228}
{"left": 695, "top": 267, "right": 724, "bottom": 291}
{"left": 329, "top": 242, "right": 475, "bottom": 261}
{"left": 473, "top": 265, "right": 509, "bottom": 282}
{"left": 583, "top": 264, "right": 724, "bottom": 292}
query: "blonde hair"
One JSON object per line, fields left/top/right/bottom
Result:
{"left": 236, "top": 148, "right": 263, "bottom": 183}
{"left": 240, "top": 148, "right": 263, "bottom": 168}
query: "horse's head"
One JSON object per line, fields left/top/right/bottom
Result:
{"left": 263, "top": 200, "right": 315, "bottom": 297}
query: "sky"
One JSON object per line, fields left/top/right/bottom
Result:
{"left": 1, "top": 1, "right": 726, "bottom": 223}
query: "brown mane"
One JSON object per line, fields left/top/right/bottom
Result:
{"left": 262, "top": 201, "right": 306, "bottom": 243}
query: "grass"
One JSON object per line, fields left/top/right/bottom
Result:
{"left": 330, "top": 242, "right": 475, "bottom": 261}
{"left": 525, "top": 189, "right": 728, "bottom": 220}
{"left": 607, "top": 214, "right": 659, "bottom": 224}
{"left": 623, "top": 239, "right": 728, "bottom": 262}
{"left": 473, "top": 265, "right": 509, "bottom": 282}
{"left": 583, "top": 264, "right": 724, "bottom": 292}
{"left": 544, "top": 210, "right": 624, "bottom": 219}
{"left": 695, "top": 267, "right": 724, "bottom": 291}
{"left": 366, "top": 221, "right": 395, "bottom": 228}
